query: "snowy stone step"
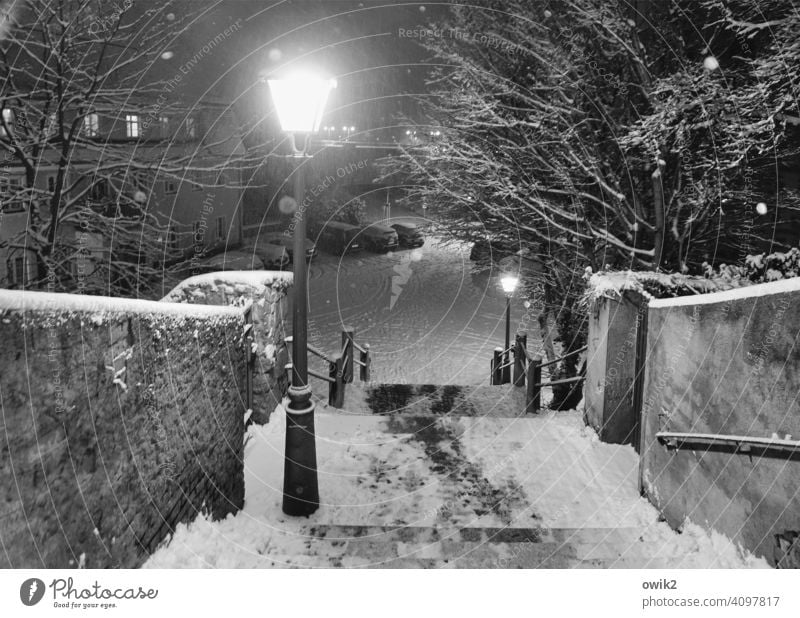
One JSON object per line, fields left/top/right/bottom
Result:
{"left": 299, "top": 524, "right": 656, "bottom": 568}
{"left": 335, "top": 383, "right": 527, "bottom": 418}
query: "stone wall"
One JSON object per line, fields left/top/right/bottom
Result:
{"left": 584, "top": 290, "right": 647, "bottom": 445}
{"left": 162, "top": 271, "right": 291, "bottom": 424}
{"left": 639, "top": 278, "right": 800, "bottom": 564}
{"left": 0, "top": 290, "right": 248, "bottom": 568}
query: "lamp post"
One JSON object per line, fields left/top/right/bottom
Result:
{"left": 500, "top": 275, "right": 519, "bottom": 384}
{"left": 267, "top": 72, "right": 336, "bottom": 516}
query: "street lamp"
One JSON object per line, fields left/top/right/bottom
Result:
{"left": 500, "top": 275, "right": 519, "bottom": 384}
{"left": 267, "top": 72, "right": 336, "bottom": 516}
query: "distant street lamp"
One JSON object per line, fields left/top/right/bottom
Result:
{"left": 500, "top": 275, "right": 519, "bottom": 384}
{"left": 267, "top": 71, "right": 336, "bottom": 516}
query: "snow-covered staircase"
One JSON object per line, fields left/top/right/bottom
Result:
{"left": 144, "top": 383, "right": 767, "bottom": 568}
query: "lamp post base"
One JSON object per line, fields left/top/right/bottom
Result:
{"left": 282, "top": 385, "right": 320, "bottom": 516}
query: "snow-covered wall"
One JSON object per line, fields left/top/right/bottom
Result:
{"left": 584, "top": 290, "right": 647, "bottom": 445}
{"left": 640, "top": 277, "right": 800, "bottom": 565}
{"left": 0, "top": 289, "right": 248, "bottom": 568}
{"left": 162, "top": 271, "right": 291, "bottom": 424}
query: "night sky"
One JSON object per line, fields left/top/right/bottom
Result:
{"left": 156, "top": 1, "right": 452, "bottom": 134}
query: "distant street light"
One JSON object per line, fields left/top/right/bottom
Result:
{"left": 500, "top": 275, "right": 519, "bottom": 384}
{"left": 267, "top": 71, "right": 336, "bottom": 517}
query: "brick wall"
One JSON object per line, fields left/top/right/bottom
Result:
{"left": 640, "top": 278, "right": 800, "bottom": 564}
{"left": 161, "top": 271, "right": 291, "bottom": 424}
{"left": 0, "top": 291, "right": 247, "bottom": 568}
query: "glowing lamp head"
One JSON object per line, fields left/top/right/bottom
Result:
{"left": 267, "top": 73, "right": 336, "bottom": 133}
{"left": 500, "top": 275, "right": 519, "bottom": 295}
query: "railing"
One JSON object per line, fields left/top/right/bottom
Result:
{"left": 242, "top": 301, "right": 254, "bottom": 423}
{"left": 491, "top": 332, "right": 586, "bottom": 414}
{"left": 657, "top": 431, "right": 800, "bottom": 460}
{"left": 286, "top": 327, "right": 371, "bottom": 409}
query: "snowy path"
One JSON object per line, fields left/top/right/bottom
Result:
{"left": 145, "top": 386, "right": 767, "bottom": 569}
{"left": 304, "top": 229, "right": 530, "bottom": 385}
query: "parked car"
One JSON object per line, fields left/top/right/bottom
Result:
{"left": 194, "top": 250, "right": 266, "bottom": 273}
{"left": 361, "top": 223, "right": 399, "bottom": 252}
{"left": 469, "top": 238, "right": 518, "bottom": 264}
{"left": 319, "top": 221, "right": 363, "bottom": 254}
{"left": 246, "top": 241, "right": 290, "bottom": 270}
{"left": 391, "top": 222, "right": 425, "bottom": 248}
{"left": 258, "top": 232, "right": 316, "bottom": 262}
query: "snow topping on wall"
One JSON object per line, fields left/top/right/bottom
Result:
{"left": 0, "top": 288, "right": 242, "bottom": 319}
{"left": 584, "top": 270, "right": 750, "bottom": 305}
{"left": 162, "top": 271, "right": 292, "bottom": 303}
{"left": 649, "top": 274, "right": 800, "bottom": 307}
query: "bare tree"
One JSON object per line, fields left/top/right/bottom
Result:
{"left": 377, "top": 0, "right": 798, "bottom": 407}
{"left": 0, "top": 0, "right": 256, "bottom": 296}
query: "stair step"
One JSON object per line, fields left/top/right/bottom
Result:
{"left": 338, "top": 383, "right": 527, "bottom": 418}
{"left": 244, "top": 523, "right": 659, "bottom": 568}
{"left": 296, "top": 524, "right": 654, "bottom": 567}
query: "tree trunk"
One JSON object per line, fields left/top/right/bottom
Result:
{"left": 537, "top": 310, "right": 557, "bottom": 364}
{"left": 652, "top": 166, "right": 666, "bottom": 270}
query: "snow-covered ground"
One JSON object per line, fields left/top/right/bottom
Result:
{"left": 145, "top": 396, "right": 768, "bottom": 569}
{"left": 303, "top": 220, "right": 529, "bottom": 385}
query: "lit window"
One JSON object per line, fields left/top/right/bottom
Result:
{"left": 0, "top": 108, "right": 13, "bottom": 137}
{"left": 125, "top": 114, "right": 140, "bottom": 138}
{"left": 84, "top": 113, "right": 99, "bottom": 137}
{"left": 1, "top": 176, "right": 24, "bottom": 212}
{"left": 164, "top": 179, "right": 177, "bottom": 194}
{"left": 159, "top": 116, "right": 170, "bottom": 136}
{"left": 216, "top": 216, "right": 225, "bottom": 241}
{"left": 185, "top": 116, "right": 196, "bottom": 139}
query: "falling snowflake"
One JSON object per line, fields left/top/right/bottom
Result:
{"left": 278, "top": 195, "right": 297, "bottom": 214}
{"left": 756, "top": 202, "right": 767, "bottom": 215}
{"left": 703, "top": 56, "right": 719, "bottom": 71}
{"left": 268, "top": 48, "right": 282, "bottom": 62}
{"left": 161, "top": 51, "right": 174, "bottom": 60}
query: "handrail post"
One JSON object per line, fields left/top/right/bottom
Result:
{"left": 341, "top": 328, "right": 355, "bottom": 384}
{"left": 328, "top": 355, "right": 345, "bottom": 408}
{"left": 513, "top": 333, "right": 527, "bottom": 387}
{"left": 243, "top": 305, "right": 254, "bottom": 424}
{"left": 492, "top": 347, "right": 503, "bottom": 385}
{"left": 360, "top": 344, "right": 371, "bottom": 382}
{"left": 526, "top": 355, "right": 542, "bottom": 413}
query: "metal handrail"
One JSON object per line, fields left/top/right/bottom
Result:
{"left": 529, "top": 345, "right": 587, "bottom": 368}
{"left": 537, "top": 376, "right": 584, "bottom": 387}
{"left": 308, "top": 368, "right": 335, "bottom": 384}
{"left": 307, "top": 343, "right": 335, "bottom": 364}
{"left": 286, "top": 363, "right": 336, "bottom": 384}
{"left": 657, "top": 431, "right": 800, "bottom": 457}
{"left": 285, "top": 335, "right": 335, "bottom": 364}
